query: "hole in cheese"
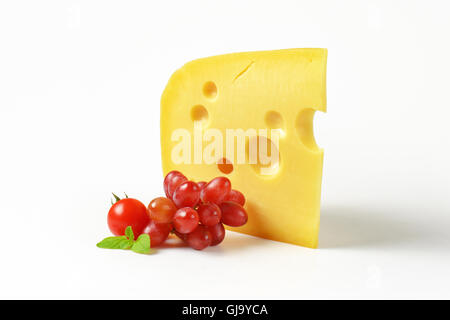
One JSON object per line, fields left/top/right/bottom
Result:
{"left": 246, "top": 136, "right": 281, "bottom": 176}
{"left": 190, "top": 105, "right": 209, "bottom": 125}
{"left": 295, "top": 108, "right": 319, "bottom": 151}
{"left": 264, "top": 110, "right": 285, "bottom": 134}
{"left": 202, "top": 81, "right": 217, "bottom": 99}
{"left": 217, "top": 157, "right": 233, "bottom": 174}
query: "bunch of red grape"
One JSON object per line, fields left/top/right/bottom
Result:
{"left": 154, "top": 171, "right": 248, "bottom": 250}
{"left": 106, "top": 171, "right": 248, "bottom": 250}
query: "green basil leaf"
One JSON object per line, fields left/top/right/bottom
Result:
{"left": 131, "top": 234, "right": 151, "bottom": 254}
{"left": 96, "top": 236, "right": 129, "bottom": 249}
{"left": 125, "top": 226, "right": 134, "bottom": 242}
{"left": 119, "top": 239, "right": 134, "bottom": 250}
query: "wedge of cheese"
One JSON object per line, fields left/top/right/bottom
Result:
{"left": 160, "top": 48, "right": 327, "bottom": 248}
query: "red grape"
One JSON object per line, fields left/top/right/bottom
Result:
{"left": 173, "top": 229, "right": 188, "bottom": 241}
{"left": 197, "top": 203, "right": 222, "bottom": 226}
{"left": 172, "top": 181, "right": 200, "bottom": 208}
{"left": 164, "top": 171, "right": 187, "bottom": 199}
{"left": 219, "top": 201, "right": 248, "bottom": 227}
{"left": 223, "top": 189, "right": 245, "bottom": 206}
{"left": 207, "top": 223, "right": 226, "bottom": 246}
{"left": 147, "top": 197, "right": 177, "bottom": 224}
{"left": 173, "top": 207, "right": 199, "bottom": 234}
{"left": 142, "top": 220, "right": 172, "bottom": 247}
{"left": 197, "top": 181, "right": 207, "bottom": 189}
{"left": 200, "top": 177, "right": 231, "bottom": 204}
{"left": 163, "top": 171, "right": 179, "bottom": 197}
{"left": 186, "top": 225, "right": 212, "bottom": 250}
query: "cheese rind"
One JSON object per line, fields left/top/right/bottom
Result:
{"left": 161, "top": 48, "right": 327, "bottom": 248}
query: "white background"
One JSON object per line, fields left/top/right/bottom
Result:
{"left": 0, "top": 0, "right": 449, "bottom": 299}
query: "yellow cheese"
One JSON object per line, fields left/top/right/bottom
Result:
{"left": 160, "top": 48, "right": 327, "bottom": 248}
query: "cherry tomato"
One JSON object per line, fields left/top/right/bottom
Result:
{"left": 200, "top": 177, "right": 231, "bottom": 204}
{"left": 172, "top": 181, "right": 200, "bottom": 208}
{"left": 142, "top": 220, "right": 172, "bottom": 247}
{"left": 223, "top": 189, "right": 245, "bottom": 206}
{"left": 107, "top": 198, "right": 149, "bottom": 237}
{"left": 219, "top": 201, "right": 248, "bottom": 227}
{"left": 164, "top": 171, "right": 187, "bottom": 199}
{"left": 207, "top": 223, "right": 226, "bottom": 246}
{"left": 186, "top": 225, "right": 212, "bottom": 250}
{"left": 173, "top": 207, "right": 199, "bottom": 234}
{"left": 147, "top": 197, "right": 178, "bottom": 224}
{"left": 197, "top": 203, "right": 222, "bottom": 226}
